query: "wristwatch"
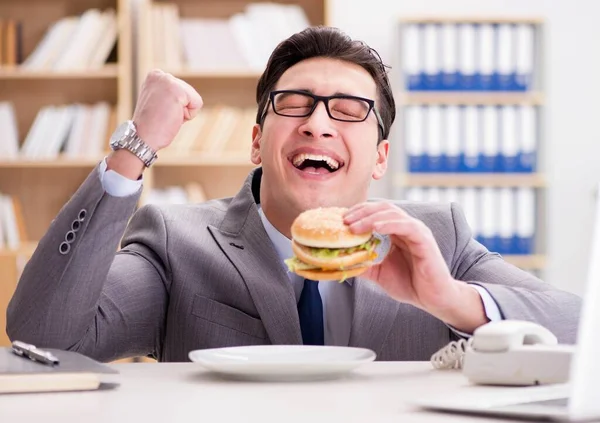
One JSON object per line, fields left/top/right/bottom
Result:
{"left": 109, "top": 120, "right": 158, "bottom": 168}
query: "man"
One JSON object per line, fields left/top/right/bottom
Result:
{"left": 7, "top": 27, "right": 581, "bottom": 363}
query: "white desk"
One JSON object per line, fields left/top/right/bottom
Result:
{"left": 0, "top": 362, "right": 559, "bottom": 422}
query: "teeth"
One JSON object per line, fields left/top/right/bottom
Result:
{"left": 292, "top": 153, "right": 340, "bottom": 170}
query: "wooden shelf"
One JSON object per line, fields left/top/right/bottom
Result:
{"left": 0, "top": 157, "right": 102, "bottom": 168}
{"left": 395, "top": 173, "right": 546, "bottom": 188}
{"left": 0, "top": 64, "right": 119, "bottom": 80}
{"left": 398, "top": 91, "right": 544, "bottom": 106}
{"left": 136, "top": 0, "right": 329, "bottom": 200}
{"left": 503, "top": 255, "right": 545, "bottom": 269}
{"left": 399, "top": 17, "right": 544, "bottom": 25}
{"left": 0, "top": 242, "right": 37, "bottom": 259}
{"left": 0, "top": 0, "right": 132, "bottom": 244}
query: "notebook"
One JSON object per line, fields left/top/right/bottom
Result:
{"left": 0, "top": 345, "right": 118, "bottom": 394}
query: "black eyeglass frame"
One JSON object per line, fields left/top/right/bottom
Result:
{"left": 260, "top": 89, "right": 385, "bottom": 138}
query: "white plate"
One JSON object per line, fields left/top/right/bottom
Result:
{"left": 188, "top": 345, "right": 376, "bottom": 381}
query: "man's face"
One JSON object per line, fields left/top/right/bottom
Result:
{"left": 251, "top": 57, "right": 389, "bottom": 215}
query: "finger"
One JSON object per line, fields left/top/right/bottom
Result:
{"left": 344, "top": 201, "right": 400, "bottom": 224}
{"left": 371, "top": 219, "right": 435, "bottom": 259}
{"left": 175, "top": 78, "right": 203, "bottom": 121}
{"left": 347, "top": 208, "right": 409, "bottom": 233}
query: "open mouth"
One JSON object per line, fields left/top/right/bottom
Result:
{"left": 290, "top": 153, "right": 344, "bottom": 174}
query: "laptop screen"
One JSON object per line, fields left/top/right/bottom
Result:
{"left": 567, "top": 186, "right": 600, "bottom": 416}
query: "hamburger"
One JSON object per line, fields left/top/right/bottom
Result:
{"left": 284, "top": 207, "right": 380, "bottom": 282}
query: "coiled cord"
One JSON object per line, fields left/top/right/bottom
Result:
{"left": 430, "top": 338, "right": 473, "bottom": 370}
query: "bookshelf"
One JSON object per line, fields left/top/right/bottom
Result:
{"left": 393, "top": 17, "right": 546, "bottom": 276}
{"left": 136, "top": 0, "right": 329, "bottom": 204}
{"left": 0, "top": 0, "right": 133, "bottom": 346}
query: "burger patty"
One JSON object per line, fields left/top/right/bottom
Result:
{"left": 284, "top": 256, "right": 373, "bottom": 272}
{"left": 304, "top": 237, "right": 381, "bottom": 259}
{"left": 286, "top": 238, "right": 379, "bottom": 272}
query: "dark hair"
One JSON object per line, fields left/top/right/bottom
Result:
{"left": 256, "top": 26, "right": 396, "bottom": 141}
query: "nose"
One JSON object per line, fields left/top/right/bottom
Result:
{"left": 297, "top": 101, "right": 338, "bottom": 139}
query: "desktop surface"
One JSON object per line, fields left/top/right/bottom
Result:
{"left": 0, "top": 361, "right": 572, "bottom": 423}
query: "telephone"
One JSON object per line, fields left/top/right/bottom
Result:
{"left": 430, "top": 320, "right": 576, "bottom": 386}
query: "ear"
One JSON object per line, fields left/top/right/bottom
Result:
{"left": 251, "top": 124, "right": 262, "bottom": 165}
{"left": 372, "top": 140, "right": 389, "bottom": 180}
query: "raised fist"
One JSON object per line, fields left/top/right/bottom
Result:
{"left": 132, "top": 69, "right": 203, "bottom": 152}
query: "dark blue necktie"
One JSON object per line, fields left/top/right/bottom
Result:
{"left": 297, "top": 279, "right": 324, "bottom": 345}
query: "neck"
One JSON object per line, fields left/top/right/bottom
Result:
{"left": 260, "top": 201, "right": 294, "bottom": 240}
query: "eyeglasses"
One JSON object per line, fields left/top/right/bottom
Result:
{"left": 262, "top": 90, "right": 385, "bottom": 137}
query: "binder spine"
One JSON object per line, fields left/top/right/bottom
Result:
{"left": 500, "top": 106, "right": 519, "bottom": 172}
{"left": 426, "top": 106, "right": 444, "bottom": 172}
{"left": 444, "top": 105, "right": 462, "bottom": 172}
{"left": 518, "top": 105, "right": 537, "bottom": 173}
{"left": 515, "top": 24, "right": 534, "bottom": 91}
{"left": 477, "top": 24, "right": 495, "bottom": 91}
{"left": 441, "top": 23, "right": 458, "bottom": 90}
{"left": 481, "top": 105, "right": 499, "bottom": 172}
{"left": 423, "top": 23, "right": 441, "bottom": 91}
{"left": 404, "top": 24, "right": 422, "bottom": 90}
{"left": 459, "top": 23, "right": 477, "bottom": 91}
{"left": 406, "top": 106, "right": 426, "bottom": 172}
{"left": 462, "top": 106, "right": 481, "bottom": 172}
{"left": 479, "top": 188, "right": 499, "bottom": 252}
{"left": 496, "top": 23, "right": 516, "bottom": 91}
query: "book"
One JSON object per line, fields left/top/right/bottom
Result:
{"left": 0, "top": 345, "right": 118, "bottom": 394}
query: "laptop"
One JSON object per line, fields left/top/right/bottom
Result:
{"left": 416, "top": 192, "right": 600, "bottom": 422}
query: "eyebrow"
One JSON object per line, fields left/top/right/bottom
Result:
{"left": 286, "top": 88, "right": 365, "bottom": 97}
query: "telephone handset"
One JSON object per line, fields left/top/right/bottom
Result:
{"left": 469, "top": 320, "right": 557, "bottom": 352}
{"left": 430, "top": 320, "right": 576, "bottom": 386}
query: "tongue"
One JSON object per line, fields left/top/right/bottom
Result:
{"left": 302, "top": 166, "right": 330, "bottom": 174}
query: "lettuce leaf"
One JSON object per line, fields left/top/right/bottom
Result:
{"left": 284, "top": 257, "right": 320, "bottom": 272}
{"left": 307, "top": 236, "right": 381, "bottom": 258}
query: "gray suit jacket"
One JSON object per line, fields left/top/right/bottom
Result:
{"left": 6, "top": 166, "right": 582, "bottom": 362}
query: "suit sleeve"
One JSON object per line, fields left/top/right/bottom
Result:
{"left": 6, "top": 165, "right": 170, "bottom": 362}
{"left": 449, "top": 202, "right": 582, "bottom": 344}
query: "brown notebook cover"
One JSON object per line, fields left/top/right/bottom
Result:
{"left": 0, "top": 347, "right": 119, "bottom": 394}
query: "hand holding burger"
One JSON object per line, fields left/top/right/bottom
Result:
{"left": 287, "top": 202, "right": 490, "bottom": 335}
{"left": 342, "top": 201, "right": 489, "bottom": 334}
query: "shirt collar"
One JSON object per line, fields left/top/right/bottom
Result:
{"left": 257, "top": 204, "right": 294, "bottom": 266}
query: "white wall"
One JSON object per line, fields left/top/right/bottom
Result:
{"left": 328, "top": 0, "right": 600, "bottom": 295}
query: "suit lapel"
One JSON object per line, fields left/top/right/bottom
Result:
{"left": 208, "top": 169, "right": 302, "bottom": 346}
{"left": 349, "top": 278, "right": 400, "bottom": 356}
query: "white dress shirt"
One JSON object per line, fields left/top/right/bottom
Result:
{"left": 98, "top": 158, "right": 502, "bottom": 344}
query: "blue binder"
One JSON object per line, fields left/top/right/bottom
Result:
{"left": 496, "top": 23, "right": 517, "bottom": 91}
{"left": 477, "top": 24, "right": 496, "bottom": 91}
{"left": 458, "top": 24, "right": 477, "bottom": 91}
{"left": 404, "top": 24, "right": 423, "bottom": 90}
{"left": 515, "top": 24, "right": 535, "bottom": 91}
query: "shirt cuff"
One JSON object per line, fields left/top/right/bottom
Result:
{"left": 448, "top": 283, "right": 503, "bottom": 339}
{"left": 97, "top": 157, "right": 143, "bottom": 197}
{"left": 470, "top": 283, "right": 503, "bottom": 322}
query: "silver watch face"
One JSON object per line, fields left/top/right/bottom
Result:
{"left": 110, "top": 120, "right": 135, "bottom": 146}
